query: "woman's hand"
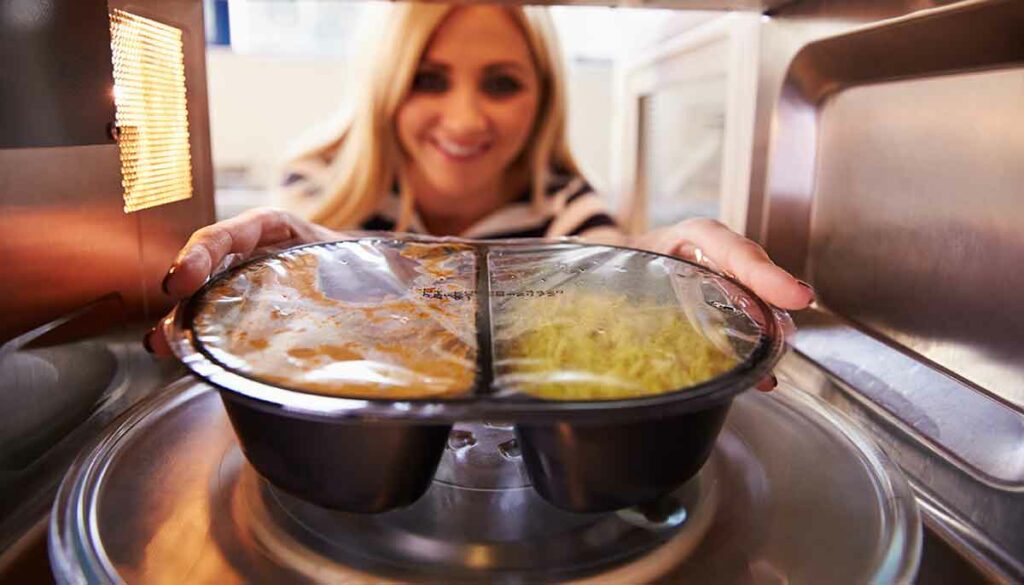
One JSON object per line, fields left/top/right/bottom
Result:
{"left": 633, "top": 218, "right": 813, "bottom": 393}
{"left": 144, "top": 208, "right": 338, "bottom": 356}
{"left": 633, "top": 218, "right": 813, "bottom": 311}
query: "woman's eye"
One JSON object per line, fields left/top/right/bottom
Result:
{"left": 411, "top": 71, "right": 448, "bottom": 93}
{"left": 481, "top": 75, "right": 523, "bottom": 97}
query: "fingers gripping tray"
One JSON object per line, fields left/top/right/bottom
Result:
{"left": 167, "top": 237, "right": 787, "bottom": 513}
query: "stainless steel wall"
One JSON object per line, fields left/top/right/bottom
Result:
{"left": 749, "top": 0, "right": 1024, "bottom": 579}
{"left": 0, "top": 0, "right": 214, "bottom": 564}
{"left": 0, "top": 0, "right": 214, "bottom": 343}
{"left": 753, "top": 0, "right": 1024, "bottom": 411}
{"left": 0, "top": 0, "right": 115, "bottom": 148}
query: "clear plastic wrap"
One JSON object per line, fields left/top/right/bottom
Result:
{"left": 192, "top": 240, "right": 478, "bottom": 399}
{"left": 488, "top": 245, "right": 764, "bottom": 400}
{"left": 170, "top": 236, "right": 787, "bottom": 420}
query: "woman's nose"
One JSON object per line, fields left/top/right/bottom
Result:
{"left": 441, "top": 88, "right": 488, "bottom": 135}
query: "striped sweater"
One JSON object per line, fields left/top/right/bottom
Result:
{"left": 281, "top": 165, "right": 621, "bottom": 240}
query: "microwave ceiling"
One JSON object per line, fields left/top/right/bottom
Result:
{"left": 488, "top": 0, "right": 786, "bottom": 7}
{"left": 255, "top": 0, "right": 791, "bottom": 8}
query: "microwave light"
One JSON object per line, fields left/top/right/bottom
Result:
{"left": 109, "top": 9, "right": 193, "bottom": 213}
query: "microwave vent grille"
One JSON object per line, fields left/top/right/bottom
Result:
{"left": 109, "top": 9, "right": 193, "bottom": 213}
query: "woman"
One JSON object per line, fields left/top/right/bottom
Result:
{"left": 281, "top": 3, "right": 617, "bottom": 240}
{"left": 147, "top": 3, "right": 812, "bottom": 356}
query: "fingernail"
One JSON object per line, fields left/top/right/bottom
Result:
{"left": 755, "top": 373, "right": 778, "bottom": 392}
{"left": 161, "top": 265, "right": 177, "bottom": 295}
{"left": 142, "top": 328, "right": 155, "bottom": 353}
{"left": 797, "top": 280, "right": 815, "bottom": 299}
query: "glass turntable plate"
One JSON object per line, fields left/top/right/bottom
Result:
{"left": 50, "top": 377, "right": 920, "bottom": 584}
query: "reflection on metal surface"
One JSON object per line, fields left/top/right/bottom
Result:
{"left": 0, "top": 0, "right": 213, "bottom": 568}
{"left": 0, "top": 1, "right": 215, "bottom": 345}
{"left": 0, "top": 145, "right": 138, "bottom": 343}
{"left": 0, "top": 295, "right": 123, "bottom": 472}
{"left": 811, "top": 68, "right": 1024, "bottom": 407}
{"left": 0, "top": 0, "right": 115, "bottom": 148}
{"left": 436, "top": 423, "right": 533, "bottom": 489}
{"left": 792, "top": 309, "right": 1024, "bottom": 486}
{"left": 751, "top": 0, "right": 1024, "bottom": 578}
{"left": 760, "top": 0, "right": 1024, "bottom": 404}
{"left": 0, "top": 326, "right": 184, "bottom": 556}
{"left": 110, "top": 9, "right": 193, "bottom": 213}
{"left": 762, "top": 0, "right": 1024, "bottom": 275}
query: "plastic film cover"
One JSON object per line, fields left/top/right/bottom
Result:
{"left": 191, "top": 240, "right": 478, "bottom": 399}
{"left": 182, "top": 238, "right": 779, "bottom": 408}
{"left": 489, "top": 245, "right": 765, "bottom": 400}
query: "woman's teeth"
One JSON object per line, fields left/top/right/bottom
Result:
{"left": 436, "top": 139, "right": 486, "bottom": 158}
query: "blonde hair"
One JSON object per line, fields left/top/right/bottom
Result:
{"left": 287, "top": 3, "right": 579, "bottom": 231}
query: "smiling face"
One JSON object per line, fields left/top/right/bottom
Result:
{"left": 396, "top": 6, "right": 541, "bottom": 212}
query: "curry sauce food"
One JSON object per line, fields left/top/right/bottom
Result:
{"left": 192, "top": 242, "right": 478, "bottom": 399}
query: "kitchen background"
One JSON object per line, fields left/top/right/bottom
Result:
{"left": 201, "top": 1, "right": 735, "bottom": 230}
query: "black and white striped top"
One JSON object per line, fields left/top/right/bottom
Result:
{"left": 282, "top": 165, "right": 620, "bottom": 240}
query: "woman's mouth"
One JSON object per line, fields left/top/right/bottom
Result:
{"left": 432, "top": 137, "right": 490, "bottom": 161}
